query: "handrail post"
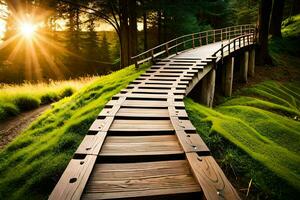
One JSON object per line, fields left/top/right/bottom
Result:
{"left": 165, "top": 43, "right": 169, "bottom": 56}
{"left": 199, "top": 33, "right": 202, "bottom": 46}
{"left": 134, "top": 57, "right": 138, "bottom": 69}
{"left": 243, "top": 36, "right": 245, "bottom": 47}
{"left": 213, "top": 30, "right": 215, "bottom": 43}
{"left": 239, "top": 37, "right": 241, "bottom": 48}
{"left": 228, "top": 41, "right": 230, "bottom": 54}
{"left": 221, "top": 29, "right": 223, "bottom": 41}
{"left": 234, "top": 38, "right": 236, "bottom": 50}
{"left": 192, "top": 34, "right": 195, "bottom": 48}
{"left": 240, "top": 26, "right": 242, "bottom": 36}
{"left": 206, "top": 32, "right": 208, "bottom": 45}
{"left": 221, "top": 43, "right": 224, "bottom": 61}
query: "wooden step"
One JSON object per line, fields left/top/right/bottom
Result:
{"left": 81, "top": 160, "right": 202, "bottom": 200}
{"left": 100, "top": 135, "right": 183, "bottom": 156}
{"left": 116, "top": 108, "right": 169, "bottom": 117}
{"left": 109, "top": 119, "right": 174, "bottom": 132}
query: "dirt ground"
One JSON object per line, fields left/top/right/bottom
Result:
{"left": 0, "top": 105, "right": 50, "bottom": 149}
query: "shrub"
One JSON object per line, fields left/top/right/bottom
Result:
{"left": 0, "top": 103, "right": 20, "bottom": 121}
{"left": 13, "top": 96, "right": 41, "bottom": 111}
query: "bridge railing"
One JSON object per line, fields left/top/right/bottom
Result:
{"left": 132, "top": 24, "right": 256, "bottom": 67}
{"left": 212, "top": 31, "right": 256, "bottom": 62}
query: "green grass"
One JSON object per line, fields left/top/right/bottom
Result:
{"left": 0, "top": 78, "right": 97, "bottom": 121}
{"left": 0, "top": 64, "right": 147, "bottom": 200}
{"left": 185, "top": 81, "right": 300, "bottom": 199}
{"left": 184, "top": 16, "right": 300, "bottom": 199}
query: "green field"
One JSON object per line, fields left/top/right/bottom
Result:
{"left": 0, "top": 77, "right": 97, "bottom": 121}
{"left": 0, "top": 65, "right": 147, "bottom": 200}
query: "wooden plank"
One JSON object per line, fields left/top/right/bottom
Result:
{"left": 186, "top": 153, "right": 240, "bottom": 200}
{"left": 174, "top": 130, "right": 210, "bottom": 153}
{"left": 116, "top": 107, "right": 169, "bottom": 117}
{"left": 100, "top": 135, "right": 183, "bottom": 156}
{"left": 109, "top": 119, "right": 174, "bottom": 132}
{"left": 75, "top": 132, "right": 107, "bottom": 155}
{"left": 82, "top": 160, "right": 201, "bottom": 200}
{"left": 89, "top": 117, "right": 114, "bottom": 132}
{"left": 49, "top": 155, "right": 97, "bottom": 200}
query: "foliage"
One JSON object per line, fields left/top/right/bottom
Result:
{"left": 185, "top": 81, "right": 300, "bottom": 199}
{"left": 0, "top": 64, "right": 147, "bottom": 200}
{"left": 0, "top": 77, "right": 96, "bottom": 121}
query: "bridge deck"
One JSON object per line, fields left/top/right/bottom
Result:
{"left": 49, "top": 39, "right": 245, "bottom": 200}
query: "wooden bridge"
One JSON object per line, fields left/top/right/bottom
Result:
{"left": 49, "top": 24, "right": 256, "bottom": 200}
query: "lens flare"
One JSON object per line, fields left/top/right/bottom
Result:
{"left": 20, "top": 22, "right": 36, "bottom": 38}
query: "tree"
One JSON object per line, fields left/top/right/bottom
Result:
{"left": 269, "top": 0, "right": 285, "bottom": 38}
{"left": 257, "top": 0, "right": 273, "bottom": 65}
{"left": 99, "top": 33, "right": 111, "bottom": 62}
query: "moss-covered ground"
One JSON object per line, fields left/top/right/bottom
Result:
{"left": 0, "top": 65, "right": 147, "bottom": 200}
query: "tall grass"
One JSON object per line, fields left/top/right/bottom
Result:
{"left": 0, "top": 77, "right": 96, "bottom": 121}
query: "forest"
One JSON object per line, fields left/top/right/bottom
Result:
{"left": 0, "top": 0, "right": 300, "bottom": 200}
{"left": 0, "top": 0, "right": 297, "bottom": 83}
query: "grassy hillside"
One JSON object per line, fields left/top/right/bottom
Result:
{"left": 185, "top": 81, "right": 300, "bottom": 199}
{"left": 185, "top": 15, "right": 300, "bottom": 200}
{"left": 0, "top": 77, "right": 96, "bottom": 121}
{"left": 0, "top": 65, "right": 147, "bottom": 200}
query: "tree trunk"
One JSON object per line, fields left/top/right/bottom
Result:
{"left": 129, "top": 0, "right": 138, "bottom": 63}
{"left": 257, "top": 0, "right": 273, "bottom": 65}
{"left": 269, "top": 0, "right": 285, "bottom": 38}
{"left": 119, "top": 0, "right": 130, "bottom": 68}
{"left": 143, "top": 10, "right": 148, "bottom": 51}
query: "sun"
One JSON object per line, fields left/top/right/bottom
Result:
{"left": 19, "top": 22, "right": 37, "bottom": 38}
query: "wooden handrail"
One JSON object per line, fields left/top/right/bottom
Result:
{"left": 132, "top": 24, "right": 255, "bottom": 68}
{"left": 212, "top": 31, "right": 255, "bottom": 61}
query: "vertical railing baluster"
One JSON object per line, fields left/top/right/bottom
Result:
{"left": 192, "top": 34, "right": 195, "bottom": 48}
{"left": 199, "top": 33, "right": 202, "bottom": 46}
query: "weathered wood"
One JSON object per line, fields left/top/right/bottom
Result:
{"left": 248, "top": 48, "right": 255, "bottom": 77}
{"left": 241, "top": 51, "right": 249, "bottom": 82}
{"left": 200, "top": 69, "right": 216, "bottom": 107}
{"left": 224, "top": 57, "right": 234, "bottom": 97}
{"left": 82, "top": 160, "right": 202, "bottom": 200}
{"left": 49, "top": 155, "right": 97, "bottom": 200}
{"left": 100, "top": 135, "right": 183, "bottom": 156}
{"left": 186, "top": 153, "right": 240, "bottom": 200}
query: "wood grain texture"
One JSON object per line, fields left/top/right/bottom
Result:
{"left": 82, "top": 160, "right": 201, "bottom": 200}
{"left": 49, "top": 155, "right": 97, "bottom": 200}
{"left": 186, "top": 153, "right": 240, "bottom": 200}
{"left": 100, "top": 135, "right": 183, "bottom": 156}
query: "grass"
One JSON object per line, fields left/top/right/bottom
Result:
{"left": 0, "top": 77, "right": 97, "bottom": 121}
{"left": 185, "top": 81, "right": 300, "bottom": 199}
{"left": 0, "top": 64, "right": 148, "bottom": 200}
{"left": 184, "top": 14, "right": 300, "bottom": 200}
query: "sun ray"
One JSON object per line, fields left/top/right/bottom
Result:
{"left": 32, "top": 36, "right": 66, "bottom": 79}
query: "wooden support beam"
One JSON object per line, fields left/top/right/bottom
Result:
{"left": 248, "top": 48, "right": 255, "bottom": 77}
{"left": 240, "top": 51, "right": 249, "bottom": 82}
{"left": 224, "top": 57, "right": 234, "bottom": 97}
{"left": 200, "top": 69, "right": 216, "bottom": 107}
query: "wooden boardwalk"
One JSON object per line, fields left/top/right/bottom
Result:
{"left": 50, "top": 25, "right": 255, "bottom": 200}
